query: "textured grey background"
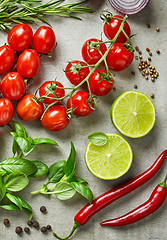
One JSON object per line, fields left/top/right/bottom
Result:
{"left": 0, "top": 0, "right": 167, "bottom": 239}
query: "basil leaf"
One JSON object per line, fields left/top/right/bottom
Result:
{"left": 0, "top": 169, "right": 6, "bottom": 176}
{"left": 34, "top": 138, "right": 59, "bottom": 147}
{"left": 30, "top": 161, "right": 48, "bottom": 178}
{"left": 6, "top": 193, "right": 22, "bottom": 211}
{"left": 54, "top": 182, "right": 76, "bottom": 200}
{"left": 0, "top": 205, "right": 20, "bottom": 211}
{"left": 4, "top": 172, "right": 29, "bottom": 192}
{"left": 88, "top": 132, "right": 108, "bottom": 146}
{"left": 48, "top": 160, "right": 66, "bottom": 183}
{"left": 70, "top": 182, "right": 93, "bottom": 204}
{"left": 0, "top": 176, "right": 6, "bottom": 201}
{"left": 15, "top": 136, "right": 35, "bottom": 156}
{"left": 17, "top": 197, "right": 33, "bottom": 220}
{"left": 68, "top": 176, "right": 88, "bottom": 184}
{"left": 13, "top": 121, "right": 27, "bottom": 138}
{"left": 10, "top": 132, "right": 18, "bottom": 155}
{"left": 1, "top": 158, "right": 37, "bottom": 176}
{"left": 64, "top": 142, "right": 76, "bottom": 177}
{"left": 66, "top": 162, "right": 76, "bottom": 180}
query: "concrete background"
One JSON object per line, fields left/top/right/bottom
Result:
{"left": 0, "top": 0, "right": 167, "bottom": 239}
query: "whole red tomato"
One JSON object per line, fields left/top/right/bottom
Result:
{"left": 0, "top": 45, "right": 15, "bottom": 74}
{"left": 17, "top": 49, "right": 40, "bottom": 78}
{"left": 0, "top": 98, "right": 14, "bottom": 126}
{"left": 39, "top": 81, "right": 65, "bottom": 105}
{"left": 33, "top": 26, "right": 56, "bottom": 54}
{"left": 82, "top": 38, "right": 107, "bottom": 65}
{"left": 67, "top": 91, "right": 94, "bottom": 117}
{"left": 65, "top": 60, "right": 90, "bottom": 86}
{"left": 41, "top": 105, "right": 69, "bottom": 131}
{"left": 88, "top": 70, "right": 114, "bottom": 96}
{"left": 2, "top": 72, "right": 25, "bottom": 100}
{"left": 16, "top": 94, "right": 44, "bottom": 121}
{"left": 103, "top": 15, "right": 131, "bottom": 43}
{"left": 106, "top": 43, "right": 134, "bottom": 71}
{"left": 7, "top": 24, "right": 33, "bottom": 52}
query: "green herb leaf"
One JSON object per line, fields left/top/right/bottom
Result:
{"left": 70, "top": 182, "right": 93, "bottom": 204}
{"left": 4, "top": 172, "right": 29, "bottom": 192}
{"left": 10, "top": 132, "right": 18, "bottom": 155}
{"left": 64, "top": 142, "right": 76, "bottom": 177}
{"left": 6, "top": 193, "right": 22, "bottom": 211}
{"left": 13, "top": 121, "right": 27, "bottom": 138}
{"left": 68, "top": 176, "right": 88, "bottom": 184}
{"left": 34, "top": 138, "right": 59, "bottom": 147}
{"left": 1, "top": 158, "right": 37, "bottom": 176}
{"left": 30, "top": 161, "right": 48, "bottom": 178}
{"left": 48, "top": 160, "right": 66, "bottom": 183}
{"left": 17, "top": 197, "right": 33, "bottom": 220}
{"left": 54, "top": 182, "right": 76, "bottom": 200}
{"left": 15, "top": 136, "right": 35, "bottom": 156}
{"left": 0, "top": 176, "right": 6, "bottom": 201}
{"left": 0, "top": 205, "right": 20, "bottom": 211}
{"left": 88, "top": 132, "right": 108, "bottom": 146}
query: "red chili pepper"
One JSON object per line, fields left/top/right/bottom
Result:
{"left": 100, "top": 175, "right": 167, "bottom": 227}
{"left": 53, "top": 150, "right": 167, "bottom": 239}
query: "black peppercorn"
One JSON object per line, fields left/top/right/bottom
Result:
{"left": 40, "top": 206, "right": 47, "bottom": 213}
{"left": 15, "top": 226, "right": 22, "bottom": 235}
{"left": 47, "top": 225, "right": 51, "bottom": 230}
{"left": 24, "top": 227, "right": 30, "bottom": 233}
{"left": 33, "top": 221, "right": 39, "bottom": 228}
{"left": 3, "top": 219, "right": 10, "bottom": 227}
{"left": 41, "top": 226, "right": 47, "bottom": 233}
{"left": 27, "top": 220, "right": 33, "bottom": 226}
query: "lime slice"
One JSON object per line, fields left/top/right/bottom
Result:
{"left": 85, "top": 133, "right": 133, "bottom": 180}
{"left": 111, "top": 91, "right": 156, "bottom": 138}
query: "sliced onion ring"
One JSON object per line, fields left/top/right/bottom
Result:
{"left": 108, "top": 0, "right": 150, "bottom": 15}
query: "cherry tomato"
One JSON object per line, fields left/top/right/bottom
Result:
{"left": 2, "top": 72, "right": 25, "bottom": 100}
{"left": 7, "top": 24, "right": 33, "bottom": 52}
{"left": 16, "top": 94, "right": 44, "bottom": 121}
{"left": 103, "top": 15, "right": 131, "bottom": 43}
{"left": 82, "top": 38, "right": 107, "bottom": 65}
{"left": 39, "top": 81, "right": 65, "bottom": 105}
{"left": 0, "top": 45, "right": 15, "bottom": 74}
{"left": 106, "top": 43, "right": 134, "bottom": 71}
{"left": 67, "top": 91, "right": 94, "bottom": 117}
{"left": 17, "top": 49, "right": 40, "bottom": 78}
{"left": 41, "top": 105, "right": 69, "bottom": 132}
{"left": 33, "top": 26, "right": 56, "bottom": 54}
{"left": 88, "top": 70, "right": 114, "bottom": 96}
{"left": 65, "top": 60, "right": 90, "bottom": 86}
{"left": 0, "top": 98, "right": 14, "bottom": 126}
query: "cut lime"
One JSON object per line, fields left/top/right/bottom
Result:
{"left": 111, "top": 91, "right": 156, "bottom": 138}
{"left": 85, "top": 133, "right": 133, "bottom": 180}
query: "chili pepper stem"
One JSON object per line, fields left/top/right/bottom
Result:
{"left": 159, "top": 175, "right": 167, "bottom": 188}
{"left": 53, "top": 222, "right": 80, "bottom": 239}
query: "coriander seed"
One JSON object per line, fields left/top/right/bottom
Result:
{"left": 156, "top": 50, "right": 160, "bottom": 54}
{"left": 146, "top": 48, "right": 150, "bottom": 51}
{"left": 148, "top": 57, "right": 151, "bottom": 61}
{"left": 135, "top": 56, "right": 138, "bottom": 60}
{"left": 135, "top": 46, "right": 139, "bottom": 51}
{"left": 150, "top": 93, "right": 154, "bottom": 98}
{"left": 139, "top": 50, "right": 142, "bottom": 54}
{"left": 156, "top": 27, "right": 160, "bottom": 32}
{"left": 146, "top": 24, "right": 151, "bottom": 28}
{"left": 149, "top": 52, "right": 152, "bottom": 56}
{"left": 145, "top": 76, "right": 149, "bottom": 80}
{"left": 134, "top": 85, "right": 137, "bottom": 89}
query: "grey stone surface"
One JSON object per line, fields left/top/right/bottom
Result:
{"left": 0, "top": 0, "right": 167, "bottom": 239}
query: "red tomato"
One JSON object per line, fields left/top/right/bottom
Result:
{"left": 103, "top": 15, "right": 131, "bottom": 43}
{"left": 67, "top": 91, "right": 94, "bottom": 117}
{"left": 82, "top": 38, "right": 107, "bottom": 65}
{"left": 65, "top": 60, "right": 90, "bottom": 86}
{"left": 0, "top": 98, "right": 14, "bottom": 126}
{"left": 88, "top": 70, "right": 114, "bottom": 96}
{"left": 39, "top": 81, "right": 65, "bottom": 105}
{"left": 7, "top": 24, "right": 33, "bottom": 52}
{"left": 17, "top": 49, "right": 40, "bottom": 78}
{"left": 0, "top": 45, "right": 15, "bottom": 74}
{"left": 2, "top": 72, "right": 25, "bottom": 100}
{"left": 16, "top": 94, "right": 44, "bottom": 121}
{"left": 33, "top": 26, "right": 56, "bottom": 54}
{"left": 106, "top": 43, "right": 134, "bottom": 71}
{"left": 41, "top": 105, "right": 69, "bottom": 131}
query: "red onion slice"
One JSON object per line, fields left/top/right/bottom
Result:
{"left": 109, "top": 0, "right": 150, "bottom": 15}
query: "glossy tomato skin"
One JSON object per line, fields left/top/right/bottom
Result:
{"left": 103, "top": 15, "right": 131, "bottom": 43}
{"left": 2, "top": 72, "right": 25, "bottom": 100}
{"left": 0, "top": 98, "right": 14, "bottom": 126}
{"left": 106, "top": 43, "right": 134, "bottom": 71}
{"left": 17, "top": 49, "right": 40, "bottom": 78}
{"left": 89, "top": 70, "right": 114, "bottom": 96}
{"left": 39, "top": 81, "right": 65, "bottom": 105}
{"left": 82, "top": 38, "right": 107, "bottom": 65}
{"left": 33, "top": 26, "right": 56, "bottom": 54}
{"left": 7, "top": 24, "right": 33, "bottom": 52}
{"left": 41, "top": 105, "right": 69, "bottom": 132}
{"left": 16, "top": 94, "right": 44, "bottom": 121}
{"left": 65, "top": 60, "right": 90, "bottom": 85}
{"left": 67, "top": 91, "right": 94, "bottom": 117}
{"left": 0, "top": 45, "right": 15, "bottom": 74}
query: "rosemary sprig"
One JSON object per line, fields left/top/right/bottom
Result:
{"left": 0, "top": 0, "right": 92, "bottom": 31}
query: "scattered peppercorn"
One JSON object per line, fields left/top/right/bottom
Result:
{"left": 135, "top": 46, "right": 139, "bottom": 51}
{"left": 150, "top": 93, "right": 154, "bottom": 98}
{"left": 24, "top": 227, "right": 30, "bottom": 234}
{"left": 33, "top": 221, "right": 39, "bottom": 228}
{"left": 156, "top": 27, "right": 160, "bottom": 32}
{"left": 15, "top": 226, "right": 22, "bottom": 235}
{"left": 3, "top": 219, "right": 10, "bottom": 227}
{"left": 41, "top": 226, "right": 47, "bottom": 233}
{"left": 156, "top": 50, "right": 160, "bottom": 54}
{"left": 134, "top": 85, "right": 137, "bottom": 89}
{"left": 146, "top": 24, "right": 151, "bottom": 28}
{"left": 47, "top": 225, "right": 51, "bottom": 230}
{"left": 27, "top": 220, "right": 33, "bottom": 226}
{"left": 40, "top": 206, "right": 47, "bottom": 213}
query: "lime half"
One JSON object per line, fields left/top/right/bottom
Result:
{"left": 111, "top": 91, "right": 156, "bottom": 138}
{"left": 85, "top": 133, "right": 133, "bottom": 180}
